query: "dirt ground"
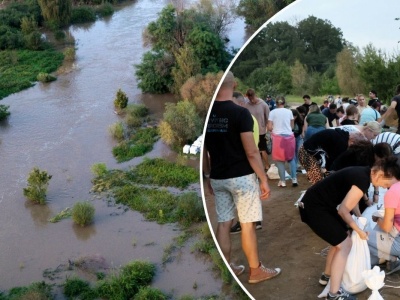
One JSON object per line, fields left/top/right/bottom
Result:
{"left": 203, "top": 166, "right": 400, "bottom": 300}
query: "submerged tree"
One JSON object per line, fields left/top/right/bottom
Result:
{"left": 37, "top": 0, "right": 72, "bottom": 28}
{"left": 23, "top": 167, "right": 52, "bottom": 204}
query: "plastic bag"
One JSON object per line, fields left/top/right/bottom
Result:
{"left": 342, "top": 216, "right": 370, "bottom": 293}
{"left": 362, "top": 266, "right": 385, "bottom": 300}
{"left": 266, "top": 164, "right": 280, "bottom": 180}
{"left": 271, "top": 133, "right": 295, "bottom": 161}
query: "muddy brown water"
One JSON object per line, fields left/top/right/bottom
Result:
{"left": 0, "top": 0, "right": 246, "bottom": 297}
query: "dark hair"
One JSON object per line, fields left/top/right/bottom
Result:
{"left": 303, "top": 94, "right": 310, "bottom": 100}
{"left": 346, "top": 104, "right": 358, "bottom": 116}
{"left": 350, "top": 140, "right": 375, "bottom": 167}
{"left": 370, "top": 90, "right": 377, "bottom": 96}
{"left": 336, "top": 106, "right": 345, "bottom": 114}
{"left": 246, "top": 88, "right": 255, "bottom": 97}
{"left": 396, "top": 84, "right": 400, "bottom": 94}
{"left": 233, "top": 91, "right": 243, "bottom": 98}
{"left": 329, "top": 103, "right": 337, "bottom": 109}
{"left": 276, "top": 96, "right": 285, "bottom": 105}
{"left": 373, "top": 156, "right": 400, "bottom": 179}
{"left": 371, "top": 101, "right": 380, "bottom": 109}
{"left": 373, "top": 143, "right": 393, "bottom": 159}
{"left": 296, "top": 105, "right": 306, "bottom": 115}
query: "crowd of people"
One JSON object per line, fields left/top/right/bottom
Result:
{"left": 202, "top": 70, "right": 400, "bottom": 300}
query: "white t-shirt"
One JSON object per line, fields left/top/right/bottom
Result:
{"left": 269, "top": 107, "right": 294, "bottom": 135}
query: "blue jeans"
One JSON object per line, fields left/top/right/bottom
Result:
{"left": 274, "top": 133, "right": 297, "bottom": 181}
{"left": 304, "top": 126, "right": 325, "bottom": 142}
{"left": 294, "top": 135, "right": 303, "bottom": 167}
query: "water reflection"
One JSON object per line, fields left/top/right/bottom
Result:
{"left": 25, "top": 201, "right": 53, "bottom": 228}
{"left": 72, "top": 223, "right": 97, "bottom": 241}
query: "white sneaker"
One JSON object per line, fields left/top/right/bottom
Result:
{"left": 292, "top": 178, "right": 298, "bottom": 187}
{"left": 278, "top": 181, "right": 286, "bottom": 187}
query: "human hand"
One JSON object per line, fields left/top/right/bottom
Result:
{"left": 204, "top": 178, "right": 214, "bottom": 195}
{"left": 357, "top": 230, "right": 369, "bottom": 240}
{"left": 259, "top": 181, "right": 271, "bottom": 200}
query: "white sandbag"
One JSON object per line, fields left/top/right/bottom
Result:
{"left": 342, "top": 216, "right": 370, "bottom": 294}
{"left": 182, "top": 145, "right": 191, "bottom": 154}
{"left": 362, "top": 266, "right": 385, "bottom": 300}
{"left": 266, "top": 164, "right": 280, "bottom": 180}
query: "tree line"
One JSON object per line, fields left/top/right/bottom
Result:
{"left": 231, "top": 16, "right": 400, "bottom": 103}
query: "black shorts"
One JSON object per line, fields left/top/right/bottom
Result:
{"left": 258, "top": 134, "right": 267, "bottom": 151}
{"left": 299, "top": 203, "right": 348, "bottom": 246}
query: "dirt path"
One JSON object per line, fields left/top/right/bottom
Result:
{"left": 203, "top": 166, "right": 400, "bottom": 299}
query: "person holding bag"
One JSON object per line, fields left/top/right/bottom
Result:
{"left": 298, "top": 158, "right": 400, "bottom": 300}
{"left": 267, "top": 96, "right": 297, "bottom": 187}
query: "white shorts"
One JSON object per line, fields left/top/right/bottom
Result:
{"left": 210, "top": 173, "right": 262, "bottom": 223}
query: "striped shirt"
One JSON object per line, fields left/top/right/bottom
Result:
{"left": 372, "top": 132, "right": 400, "bottom": 154}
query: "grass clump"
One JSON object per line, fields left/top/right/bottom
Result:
{"left": 63, "top": 277, "right": 94, "bottom": 299}
{"left": 96, "top": 3, "right": 114, "bottom": 18}
{"left": 71, "top": 202, "right": 95, "bottom": 227}
{"left": 91, "top": 163, "right": 108, "bottom": 177}
{"left": 132, "top": 158, "right": 199, "bottom": 188}
{"left": 112, "top": 127, "right": 159, "bottom": 163}
{"left": 23, "top": 167, "right": 52, "bottom": 205}
{"left": 71, "top": 6, "right": 97, "bottom": 24}
{"left": 108, "top": 122, "right": 124, "bottom": 141}
{"left": 37, "top": 72, "right": 56, "bottom": 82}
{"left": 133, "top": 287, "right": 167, "bottom": 300}
{"left": 96, "top": 261, "right": 155, "bottom": 300}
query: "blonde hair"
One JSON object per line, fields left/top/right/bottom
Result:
{"left": 362, "top": 121, "right": 381, "bottom": 135}
{"left": 308, "top": 104, "right": 320, "bottom": 114}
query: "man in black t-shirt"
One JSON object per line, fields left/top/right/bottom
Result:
{"left": 322, "top": 103, "right": 340, "bottom": 127}
{"left": 300, "top": 94, "right": 317, "bottom": 115}
{"left": 382, "top": 85, "right": 400, "bottom": 134}
{"left": 202, "top": 71, "right": 281, "bottom": 283}
{"left": 368, "top": 89, "right": 381, "bottom": 112}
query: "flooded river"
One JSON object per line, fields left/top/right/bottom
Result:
{"left": 0, "top": 0, "right": 246, "bottom": 296}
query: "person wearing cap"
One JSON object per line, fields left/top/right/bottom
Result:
{"left": 265, "top": 95, "right": 276, "bottom": 111}
{"left": 203, "top": 71, "right": 281, "bottom": 284}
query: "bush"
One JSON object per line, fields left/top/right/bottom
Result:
{"left": 96, "top": 3, "right": 114, "bottom": 17}
{"left": 108, "top": 122, "right": 124, "bottom": 141}
{"left": 37, "top": 72, "right": 56, "bottom": 82}
{"left": 113, "top": 88, "right": 128, "bottom": 110}
{"left": 54, "top": 30, "right": 66, "bottom": 41}
{"left": 64, "top": 277, "right": 91, "bottom": 298}
{"left": 71, "top": 6, "right": 96, "bottom": 24}
{"left": 23, "top": 167, "right": 52, "bottom": 204}
{"left": 24, "top": 31, "right": 43, "bottom": 50}
{"left": 175, "top": 192, "right": 205, "bottom": 227}
{"left": 0, "top": 104, "right": 10, "bottom": 121}
{"left": 71, "top": 202, "right": 95, "bottom": 227}
{"left": 91, "top": 163, "right": 108, "bottom": 177}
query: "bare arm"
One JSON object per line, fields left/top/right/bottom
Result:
{"left": 338, "top": 185, "right": 368, "bottom": 239}
{"left": 240, "top": 131, "right": 271, "bottom": 200}
{"left": 290, "top": 118, "right": 294, "bottom": 130}
{"left": 202, "top": 145, "right": 213, "bottom": 195}
{"left": 267, "top": 120, "right": 273, "bottom": 132}
{"left": 303, "top": 118, "right": 308, "bottom": 136}
{"left": 375, "top": 208, "right": 396, "bottom": 233}
{"left": 382, "top": 101, "right": 397, "bottom": 122}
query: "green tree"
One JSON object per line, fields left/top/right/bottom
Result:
{"left": 23, "top": 167, "right": 52, "bottom": 204}
{"left": 336, "top": 47, "right": 365, "bottom": 95}
{"left": 0, "top": 105, "right": 10, "bottom": 121}
{"left": 114, "top": 88, "right": 129, "bottom": 110}
{"left": 159, "top": 101, "right": 202, "bottom": 150}
{"left": 357, "top": 44, "right": 400, "bottom": 103}
{"left": 237, "top": 0, "right": 295, "bottom": 29}
{"left": 291, "top": 59, "right": 308, "bottom": 95}
{"left": 171, "top": 45, "right": 201, "bottom": 94}
{"left": 37, "top": 0, "right": 72, "bottom": 28}
{"left": 135, "top": 51, "right": 174, "bottom": 94}
{"left": 297, "top": 16, "right": 345, "bottom": 73}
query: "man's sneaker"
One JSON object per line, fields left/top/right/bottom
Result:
{"left": 386, "top": 259, "right": 400, "bottom": 275}
{"left": 229, "top": 262, "right": 245, "bottom": 276}
{"left": 292, "top": 178, "right": 298, "bottom": 187}
{"left": 230, "top": 222, "right": 241, "bottom": 234}
{"left": 326, "top": 288, "right": 356, "bottom": 300}
{"left": 248, "top": 262, "right": 281, "bottom": 283}
{"left": 319, "top": 272, "right": 330, "bottom": 285}
{"left": 255, "top": 221, "right": 262, "bottom": 230}
{"left": 278, "top": 181, "right": 286, "bottom": 187}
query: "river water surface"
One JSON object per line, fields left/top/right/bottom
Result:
{"left": 0, "top": 0, "right": 246, "bottom": 296}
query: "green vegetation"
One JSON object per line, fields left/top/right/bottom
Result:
{"left": 91, "top": 162, "right": 108, "bottom": 177}
{"left": 37, "top": 72, "right": 56, "bottom": 82}
{"left": 96, "top": 3, "right": 114, "bottom": 18}
{"left": 0, "top": 105, "right": 10, "bottom": 121}
{"left": 108, "top": 122, "right": 124, "bottom": 141}
{"left": 48, "top": 207, "right": 72, "bottom": 223}
{"left": 113, "top": 88, "right": 129, "bottom": 111}
{"left": 71, "top": 201, "right": 95, "bottom": 226}
{"left": 70, "top": 6, "right": 96, "bottom": 24}
{"left": 134, "top": 287, "right": 167, "bottom": 300}
{"left": 0, "top": 50, "right": 64, "bottom": 100}
{"left": 112, "top": 127, "right": 159, "bottom": 163}
{"left": 0, "top": 281, "right": 53, "bottom": 300}
{"left": 23, "top": 167, "right": 52, "bottom": 204}
{"left": 237, "top": 0, "right": 295, "bottom": 29}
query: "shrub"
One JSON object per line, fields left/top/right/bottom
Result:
{"left": 96, "top": 3, "right": 114, "bottom": 17}
{"left": 37, "top": 72, "right": 56, "bottom": 82}
{"left": 24, "top": 31, "right": 43, "bottom": 50}
{"left": 175, "top": 192, "right": 205, "bottom": 227}
{"left": 113, "top": 89, "right": 128, "bottom": 110}
{"left": 125, "top": 114, "right": 142, "bottom": 128}
{"left": 0, "top": 104, "right": 10, "bottom": 121}
{"left": 91, "top": 163, "right": 108, "bottom": 177}
{"left": 71, "top": 6, "right": 96, "bottom": 24}
{"left": 108, "top": 122, "right": 124, "bottom": 141}
{"left": 54, "top": 30, "right": 66, "bottom": 41}
{"left": 23, "top": 167, "right": 52, "bottom": 204}
{"left": 7, "top": 281, "right": 53, "bottom": 300}
{"left": 71, "top": 202, "right": 95, "bottom": 227}
{"left": 64, "top": 277, "right": 91, "bottom": 298}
